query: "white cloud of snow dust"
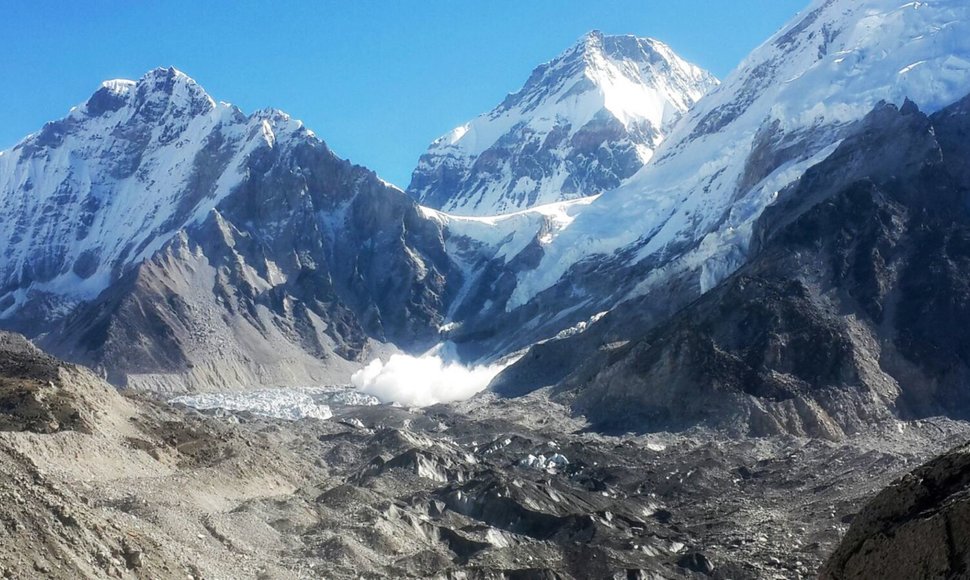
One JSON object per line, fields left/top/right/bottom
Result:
{"left": 351, "top": 354, "right": 507, "bottom": 407}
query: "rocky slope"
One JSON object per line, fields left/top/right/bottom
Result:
{"left": 821, "top": 442, "right": 970, "bottom": 579}
{"left": 494, "top": 93, "right": 970, "bottom": 439}
{"left": 408, "top": 31, "right": 717, "bottom": 216}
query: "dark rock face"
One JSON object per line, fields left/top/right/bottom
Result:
{"left": 494, "top": 94, "right": 970, "bottom": 438}
{"left": 821, "top": 442, "right": 970, "bottom": 579}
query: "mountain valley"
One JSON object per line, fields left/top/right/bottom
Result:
{"left": 4, "top": 0, "right": 970, "bottom": 577}
{"left": 2, "top": 332, "right": 969, "bottom": 578}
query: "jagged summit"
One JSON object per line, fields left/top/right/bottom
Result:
{"left": 81, "top": 67, "right": 216, "bottom": 119}
{"left": 407, "top": 31, "right": 717, "bottom": 216}
{"left": 74, "top": 67, "right": 299, "bottom": 135}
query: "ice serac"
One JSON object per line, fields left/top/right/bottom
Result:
{"left": 0, "top": 68, "right": 458, "bottom": 391}
{"left": 505, "top": 0, "right": 970, "bottom": 314}
{"left": 407, "top": 31, "right": 718, "bottom": 216}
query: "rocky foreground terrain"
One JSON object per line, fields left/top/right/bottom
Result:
{"left": 2, "top": 331, "right": 969, "bottom": 579}
{"left": 821, "top": 441, "right": 970, "bottom": 579}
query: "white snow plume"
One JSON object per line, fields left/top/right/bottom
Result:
{"left": 351, "top": 354, "right": 507, "bottom": 407}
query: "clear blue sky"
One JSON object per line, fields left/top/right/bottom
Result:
{"left": 0, "top": 1, "right": 807, "bottom": 188}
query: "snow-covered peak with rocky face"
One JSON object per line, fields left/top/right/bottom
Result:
{"left": 407, "top": 31, "right": 718, "bottom": 216}
{"left": 0, "top": 67, "right": 315, "bottom": 323}
{"left": 0, "top": 67, "right": 464, "bottom": 390}
{"left": 505, "top": 0, "right": 970, "bottom": 311}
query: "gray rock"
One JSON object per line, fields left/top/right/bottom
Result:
{"left": 821, "top": 443, "right": 970, "bottom": 579}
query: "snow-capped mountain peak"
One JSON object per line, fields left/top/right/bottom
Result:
{"left": 81, "top": 67, "right": 216, "bottom": 121}
{"left": 0, "top": 68, "right": 311, "bottom": 322}
{"left": 572, "top": 31, "right": 709, "bottom": 128}
{"left": 407, "top": 32, "right": 718, "bottom": 216}
{"left": 501, "top": 31, "right": 703, "bottom": 129}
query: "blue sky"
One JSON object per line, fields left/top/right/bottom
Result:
{"left": 0, "top": 1, "right": 807, "bottom": 188}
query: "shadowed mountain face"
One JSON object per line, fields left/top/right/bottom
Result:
{"left": 493, "top": 95, "right": 970, "bottom": 439}
{"left": 43, "top": 145, "right": 456, "bottom": 390}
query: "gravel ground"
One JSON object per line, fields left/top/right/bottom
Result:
{"left": 2, "top": 354, "right": 968, "bottom": 580}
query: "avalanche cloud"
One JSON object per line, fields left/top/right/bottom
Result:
{"left": 352, "top": 354, "right": 507, "bottom": 407}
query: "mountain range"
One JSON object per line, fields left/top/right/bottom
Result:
{"left": 2, "top": 0, "right": 970, "bottom": 413}
{"left": 0, "top": 33, "right": 719, "bottom": 392}
{"left": 5, "top": 0, "right": 970, "bottom": 577}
